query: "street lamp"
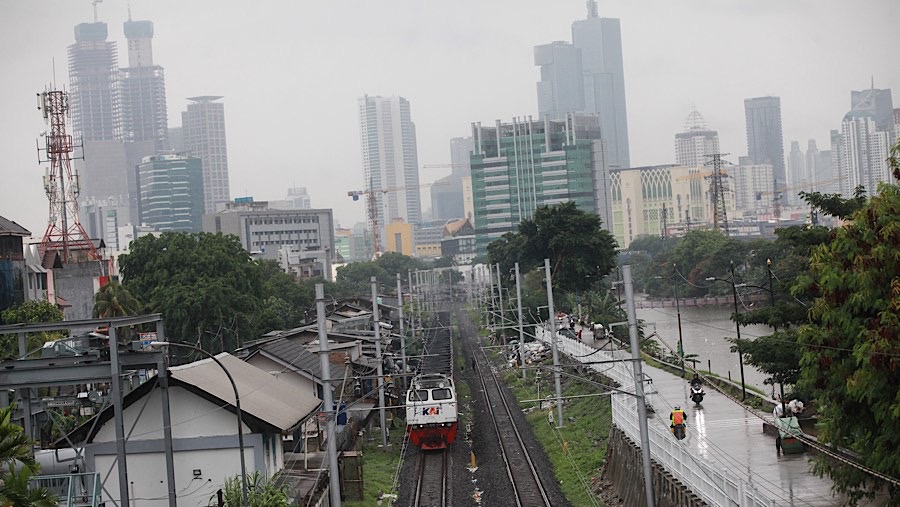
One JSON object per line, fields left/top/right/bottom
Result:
{"left": 705, "top": 260, "right": 747, "bottom": 401}
{"left": 150, "top": 341, "right": 249, "bottom": 507}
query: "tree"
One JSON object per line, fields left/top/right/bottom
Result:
{"left": 0, "top": 300, "right": 63, "bottom": 325}
{"left": 0, "top": 406, "right": 56, "bottom": 506}
{"left": 118, "top": 232, "right": 264, "bottom": 353}
{"left": 488, "top": 202, "right": 618, "bottom": 294}
{"left": 0, "top": 300, "right": 65, "bottom": 359}
{"left": 794, "top": 142, "right": 900, "bottom": 502}
{"left": 92, "top": 280, "right": 143, "bottom": 318}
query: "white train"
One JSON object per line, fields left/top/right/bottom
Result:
{"left": 405, "top": 373, "right": 458, "bottom": 450}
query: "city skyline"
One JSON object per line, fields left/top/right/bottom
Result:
{"left": 1, "top": 1, "right": 898, "bottom": 238}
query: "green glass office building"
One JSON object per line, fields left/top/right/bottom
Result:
{"left": 470, "top": 114, "right": 611, "bottom": 255}
{"left": 136, "top": 154, "right": 204, "bottom": 232}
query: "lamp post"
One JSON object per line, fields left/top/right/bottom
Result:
{"left": 150, "top": 341, "right": 248, "bottom": 507}
{"left": 705, "top": 260, "right": 747, "bottom": 401}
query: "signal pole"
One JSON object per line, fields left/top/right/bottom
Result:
{"left": 371, "top": 277, "right": 388, "bottom": 447}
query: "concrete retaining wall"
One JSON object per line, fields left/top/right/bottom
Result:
{"left": 603, "top": 425, "right": 707, "bottom": 507}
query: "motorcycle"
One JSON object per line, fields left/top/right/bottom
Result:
{"left": 690, "top": 384, "right": 705, "bottom": 405}
{"left": 671, "top": 423, "right": 686, "bottom": 440}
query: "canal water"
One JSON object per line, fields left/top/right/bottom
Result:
{"left": 634, "top": 302, "right": 774, "bottom": 395}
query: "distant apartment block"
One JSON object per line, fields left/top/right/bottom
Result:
{"left": 183, "top": 96, "right": 231, "bottom": 213}
{"left": 358, "top": 95, "right": 422, "bottom": 251}
{"left": 675, "top": 109, "right": 719, "bottom": 168}
{"left": 744, "top": 96, "right": 786, "bottom": 189}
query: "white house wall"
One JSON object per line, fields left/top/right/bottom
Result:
{"left": 93, "top": 387, "right": 247, "bottom": 442}
{"left": 95, "top": 446, "right": 255, "bottom": 507}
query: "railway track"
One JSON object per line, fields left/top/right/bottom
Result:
{"left": 474, "top": 350, "right": 552, "bottom": 507}
{"left": 413, "top": 449, "right": 448, "bottom": 507}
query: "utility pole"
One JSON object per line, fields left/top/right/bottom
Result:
{"left": 673, "top": 263, "right": 685, "bottom": 378}
{"left": 371, "top": 277, "right": 389, "bottom": 447}
{"left": 496, "top": 263, "right": 504, "bottom": 340}
{"left": 316, "top": 284, "right": 342, "bottom": 507}
{"left": 623, "top": 265, "right": 655, "bottom": 507}
{"left": 544, "top": 258, "right": 564, "bottom": 428}
{"left": 515, "top": 262, "right": 525, "bottom": 380}
{"left": 396, "top": 273, "right": 408, "bottom": 394}
{"left": 487, "top": 266, "right": 495, "bottom": 332}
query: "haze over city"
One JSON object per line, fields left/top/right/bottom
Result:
{"left": 1, "top": 0, "right": 898, "bottom": 236}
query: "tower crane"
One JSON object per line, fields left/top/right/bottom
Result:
{"left": 347, "top": 181, "right": 447, "bottom": 259}
{"left": 755, "top": 176, "right": 843, "bottom": 221}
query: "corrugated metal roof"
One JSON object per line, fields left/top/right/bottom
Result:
{"left": 170, "top": 353, "right": 321, "bottom": 432}
{"left": 259, "top": 338, "right": 323, "bottom": 380}
{"left": 0, "top": 216, "right": 30, "bottom": 236}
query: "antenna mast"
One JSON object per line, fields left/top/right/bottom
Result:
{"left": 92, "top": 0, "right": 103, "bottom": 22}
{"left": 36, "top": 89, "right": 98, "bottom": 262}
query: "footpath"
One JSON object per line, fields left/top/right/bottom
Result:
{"left": 569, "top": 326, "right": 864, "bottom": 506}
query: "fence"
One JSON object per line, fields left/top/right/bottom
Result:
{"left": 535, "top": 327, "right": 777, "bottom": 507}
{"left": 31, "top": 472, "right": 103, "bottom": 507}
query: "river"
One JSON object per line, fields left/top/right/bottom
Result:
{"left": 634, "top": 301, "right": 774, "bottom": 395}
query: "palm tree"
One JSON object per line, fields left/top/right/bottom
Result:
{"left": 0, "top": 406, "right": 56, "bottom": 506}
{"left": 93, "top": 280, "right": 143, "bottom": 318}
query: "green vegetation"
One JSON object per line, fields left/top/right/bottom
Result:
{"left": 503, "top": 367, "right": 611, "bottom": 507}
{"left": 92, "top": 280, "right": 142, "bottom": 318}
{"left": 0, "top": 299, "right": 65, "bottom": 358}
{"left": 343, "top": 428, "right": 404, "bottom": 507}
{"left": 488, "top": 202, "right": 618, "bottom": 294}
{"left": 0, "top": 406, "right": 56, "bottom": 506}
{"left": 217, "top": 470, "right": 288, "bottom": 507}
{"left": 792, "top": 143, "right": 900, "bottom": 503}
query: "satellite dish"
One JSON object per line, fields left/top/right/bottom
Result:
{"left": 87, "top": 391, "right": 102, "bottom": 403}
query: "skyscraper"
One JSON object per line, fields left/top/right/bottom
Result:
{"left": 786, "top": 141, "right": 806, "bottom": 205}
{"left": 68, "top": 21, "right": 131, "bottom": 234}
{"left": 534, "top": 1, "right": 630, "bottom": 169}
{"left": 182, "top": 96, "right": 230, "bottom": 214}
{"left": 121, "top": 19, "right": 169, "bottom": 152}
{"left": 744, "top": 96, "right": 786, "bottom": 190}
{"left": 358, "top": 95, "right": 422, "bottom": 251}
{"left": 430, "top": 136, "right": 475, "bottom": 221}
{"left": 68, "top": 22, "right": 120, "bottom": 142}
{"left": 851, "top": 84, "right": 894, "bottom": 136}
{"left": 534, "top": 41, "right": 584, "bottom": 120}
{"left": 674, "top": 109, "right": 719, "bottom": 167}
{"left": 840, "top": 110, "right": 891, "bottom": 197}
{"left": 572, "top": 5, "right": 630, "bottom": 169}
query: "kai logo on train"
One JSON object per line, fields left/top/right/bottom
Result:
{"left": 422, "top": 407, "right": 441, "bottom": 416}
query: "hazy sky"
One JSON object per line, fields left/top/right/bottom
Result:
{"left": 1, "top": 0, "right": 898, "bottom": 238}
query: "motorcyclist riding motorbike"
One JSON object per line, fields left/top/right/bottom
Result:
{"left": 690, "top": 374, "right": 705, "bottom": 404}
{"left": 670, "top": 405, "right": 686, "bottom": 440}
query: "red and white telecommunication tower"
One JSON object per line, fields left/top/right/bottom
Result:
{"left": 36, "top": 89, "right": 99, "bottom": 262}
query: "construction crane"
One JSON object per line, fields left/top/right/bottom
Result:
{"left": 756, "top": 176, "right": 844, "bottom": 221}
{"left": 347, "top": 181, "right": 447, "bottom": 259}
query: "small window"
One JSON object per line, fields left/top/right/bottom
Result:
{"left": 409, "top": 390, "right": 429, "bottom": 402}
{"left": 432, "top": 388, "right": 452, "bottom": 400}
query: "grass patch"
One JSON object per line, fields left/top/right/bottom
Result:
{"left": 502, "top": 367, "right": 610, "bottom": 506}
{"left": 342, "top": 427, "right": 404, "bottom": 507}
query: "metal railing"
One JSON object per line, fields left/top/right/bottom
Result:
{"left": 31, "top": 472, "right": 103, "bottom": 507}
{"left": 534, "top": 327, "right": 777, "bottom": 507}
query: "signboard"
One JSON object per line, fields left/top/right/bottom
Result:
{"left": 139, "top": 332, "right": 158, "bottom": 348}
